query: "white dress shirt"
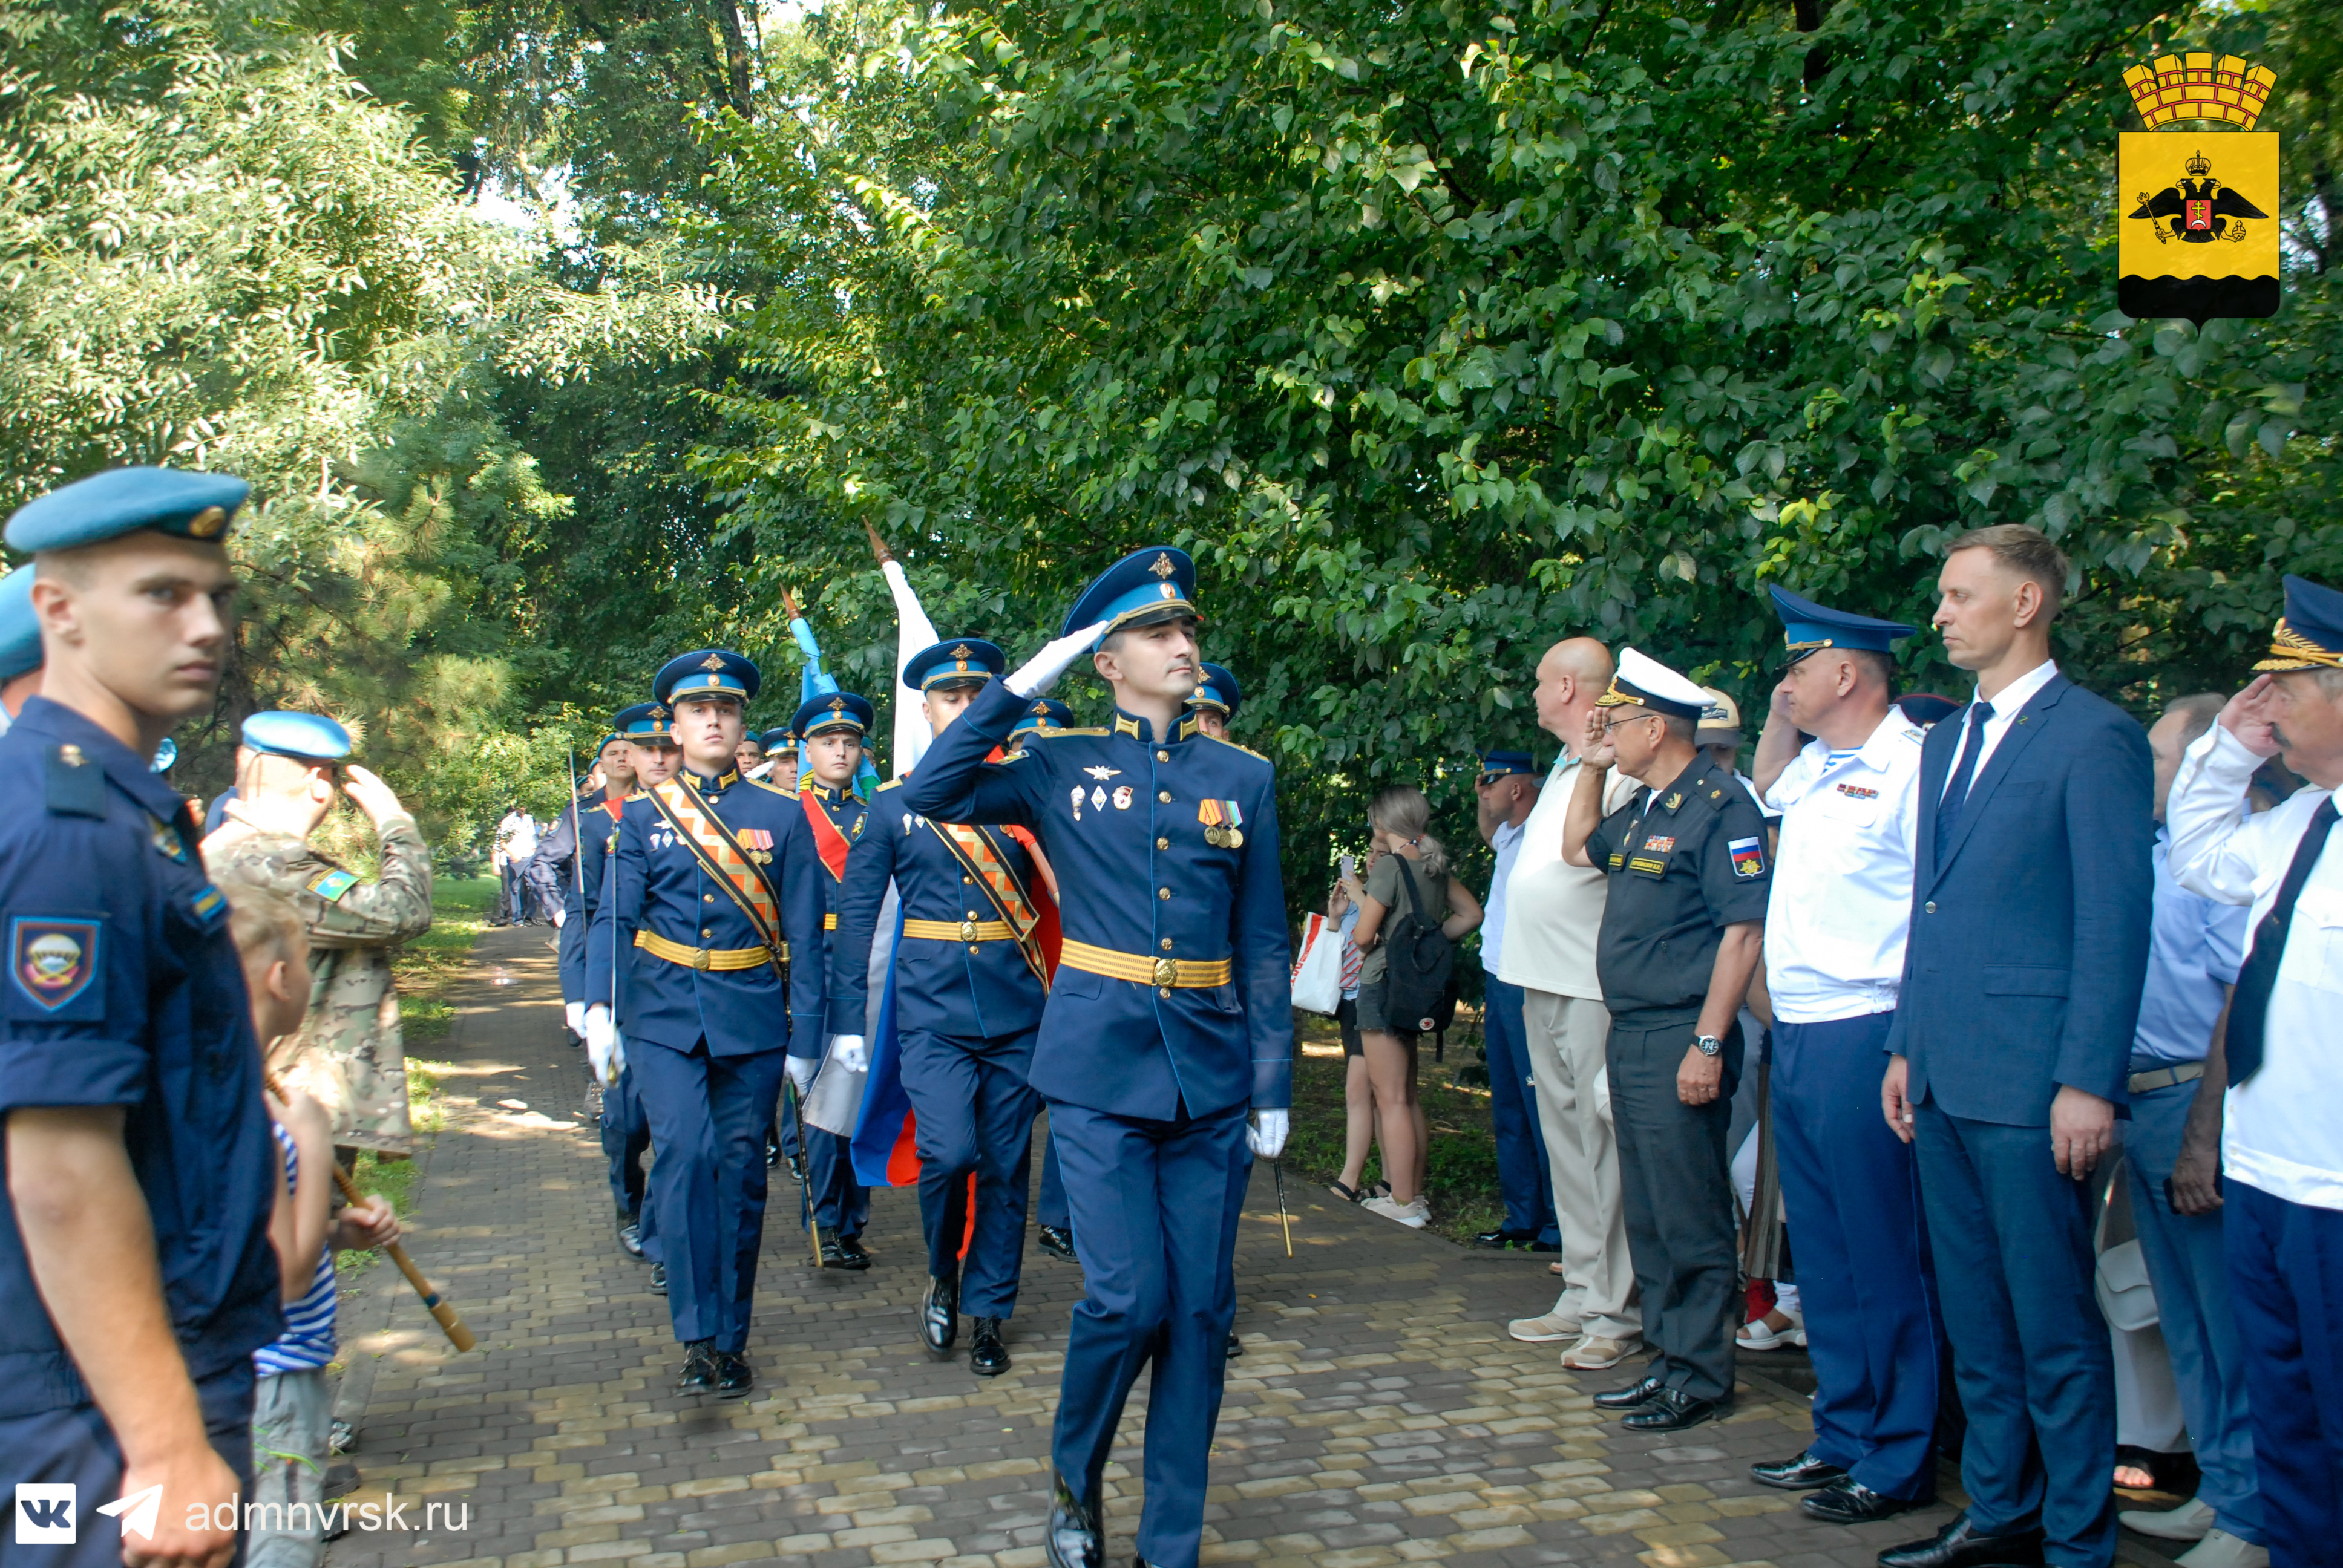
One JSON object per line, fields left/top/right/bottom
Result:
{"left": 1940, "top": 658, "right": 2060, "bottom": 795}
{"left": 1763, "top": 710, "right": 1927, "bottom": 1022}
{"left": 2166, "top": 724, "right": 2343, "bottom": 1210}
{"left": 1481, "top": 817, "right": 1526, "bottom": 976}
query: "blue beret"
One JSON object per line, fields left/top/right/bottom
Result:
{"left": 1064, "top": 546, "right": 1200, "bottom": 639}
{"left": 794, "top": 691, "right": 874, "bottom": 739}
{"left": 1478, "top": 749, "right": 1536, "bottom": 777}
{"left": 0, "top": 566, "right": 41, "bottom": 681}
{"left": 2257, "top": 574, "right": 2343, "bottom": 673}
{"left": 655, "top": 648, "right": 759, "bottom": 706}
{"left": 1768, "top": 584, "right": 1914, "bottom": 662}
{"left": 614, "top": 702, "right": 675, "bottom": 743}
{"left": 5, "top": 466, "right": 249, "bottom": 554}
{"left": 1186, "top": 662, "right": 1241, "bottom": 717}
{"left": 241, "top": 710, "right": 352, "bottom": 762}
{"left": 1011, "top": 697, "right": 1074, "bottom": 737}
{"left": 759, "top": 727, "right": 797, "bottom": 753}
{"left": 903, "top": 638, "right": 1005, "bottom": 691}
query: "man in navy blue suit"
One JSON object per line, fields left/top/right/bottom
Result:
{"left": 1878, "top": 526, "right": 2154, "bottom": 1568}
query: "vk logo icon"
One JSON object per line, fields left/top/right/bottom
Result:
{"left": 14, "top": 1482, "right": 76, "bottom": 1544}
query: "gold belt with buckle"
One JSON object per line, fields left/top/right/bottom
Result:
{"left": 634, "top": 929, "right": 778, "bottom": 971}
{"left": 1060, "top": 939, "right": 1233, "bottom": 989}
{"left": 903, "top": 918, "right": 1016, "bottom": 943}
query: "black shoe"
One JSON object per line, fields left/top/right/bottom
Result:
{"left": 1877, "top": 1512, "right": 2045, "bottom": 1568}
{"left": 1751, "top": 1449, "right": 1849, "bottom": 1491}
{"left": 618, "top": 1221, "right": 644, "bottom": 1259}
{"left": 1592, "top": 1374, "right": 1666, "bottom": 1411}
{"left": 1038, "top": 1224, "right": 1076, "bottom": 1263}
{"left": 713, "top": 1350, "right": 754, "bottom": 1399}
{"left": 971, "top": 1316, "right": 1010, "bottom": 1376}
{"left": 1044, "top": 1470, "right": 1103, "bottom": 1568}
{"left": 1620, "top": 1387, "right": 1731, "bottom": 1431}
{"left": 922, "top": 1275, "right": 960, "bottom": 1355}
{"left": 837, "top": 1233, "right": 870, "bottom": 1267}
{"left": 1225, "top": 1330, "right": 1243, "bottom": 1359}
{"left": 677, "top": 1340, "right": 718, "bottom": 1394}
{"left": 765, "top": 1136, "right": 781, "bottom": 1168}
{"left": 649, "top": 1262, "right": 667, "bottom": 1295}
{"left": 1804, "top": 1480, "right": 1924, "bottom": 1526}
{"left": 1472, "top": 1227, "right": 1529, "bottom": 1249}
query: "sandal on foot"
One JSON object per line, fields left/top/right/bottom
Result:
{"left": 1328, "top": 1180, "right": 1365, "bottom": 1203}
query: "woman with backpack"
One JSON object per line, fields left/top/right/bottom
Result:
{"left": 1350, "top": 785, "right": 1484, "bottom": 1229}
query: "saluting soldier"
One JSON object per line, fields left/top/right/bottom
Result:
{"left": 834, "top": 641, "right": 1050, "bottom": 1375}
{"left": 1185, "top": 662, "right": 1240, "bottom": 742}
{"left": 0, "top": 467, "right": 283, "bottom": 1568}
{"left": 204, "top": 711, "right": 434, "bottom": 1165}
{"left": 791, "top": 690, "right": 876, "bottom": 1268}
{"left": 585, "top": 652, "right": 830, "bottom": 1397}
{"left": 905, "top": 547, "right": 1291, "bottom": 1568}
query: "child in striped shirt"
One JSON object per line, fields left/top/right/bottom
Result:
{"left": 227, "top": 886, "right": 400, "bottom": 1567}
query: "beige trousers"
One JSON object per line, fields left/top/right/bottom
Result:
{"left": 1521, "top": 988, "right": 1642, "bottom": 1342}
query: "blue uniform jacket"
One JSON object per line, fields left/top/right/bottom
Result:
{"left": 801, "top": 783, "right": 873, "bottom": 1035}
{"left": 0, "top": 699, "right": 281, "bottom": 1415}
{"left": 557, "top": 795, "right": 626, "bottom": 1006}
{"left": 1885, "top": 673, "right": 2154, "bottom": 1125}
{"left": 584, "top": 766, "right": 829, "bottom": 1059}
{"left": 833, "top": 776, "right": 1049, "bottom": 1041}
{"left": 904, "top": 679, "right": 1292, "bottom": 1119}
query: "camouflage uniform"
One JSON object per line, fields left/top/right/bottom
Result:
{"left": 209, "top": 818, "right": 434, "bottom": 1152}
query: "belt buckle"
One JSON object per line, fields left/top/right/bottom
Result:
{"left": 960, "top": 919, "right": 978, "bottom": 942}
{"left": 1152, "top": 956, "right": 1178, "bottom": 988}
{"left": 692, "top": 947, "right": 712, "bottom": 971}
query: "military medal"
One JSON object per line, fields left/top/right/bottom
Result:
{"left": 1198, "top": 797, "right": 1245, "bottom": 848}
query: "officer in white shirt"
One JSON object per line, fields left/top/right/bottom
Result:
{"left": 1745, "top": 586, "right": 1945, "bottom": 1525}
{"left": 2165, "top": 573, "right": 2343, "bottom": 1568}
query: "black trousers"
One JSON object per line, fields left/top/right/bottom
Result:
{"left": 1607, "top": 1016, "right": 1742, "bottom": 1402}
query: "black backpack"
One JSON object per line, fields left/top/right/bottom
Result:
{"left": 1380, "top": 855, "right": 1457, "bottom": 1034}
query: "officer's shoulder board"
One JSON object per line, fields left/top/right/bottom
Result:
{"left": 44, "top": 743, "right": 107, "bottom": 817}
{"left": 1035, "top": 727, "right": 1112, "bottom": 739}
{"left": 874, "top": 777, "right": 905, "bottom": 794}
{"left": 1201, "top": 734, "right": 1272, "bottom": 765}
{"left": 745, "top": 777, "right": 797, "bottom": 797}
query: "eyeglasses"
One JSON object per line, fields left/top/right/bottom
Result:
{"left": 1596, "top": 712, "right": 1660, "bottom": 735}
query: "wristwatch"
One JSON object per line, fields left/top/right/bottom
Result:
{"left": 1693, "top": 1033, "right": 1723, "bottom": 1057}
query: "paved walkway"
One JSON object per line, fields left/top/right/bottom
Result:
{"left": 325, "top": 926, "right": 2172, "bottom": 1568}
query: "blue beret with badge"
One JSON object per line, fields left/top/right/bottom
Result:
{"left": 2255, "top": 573, "right": 2343, "bottom": 673}
{"left": 903, "top": 638, "right": 1004, "bottom": 691}
{"left": 241, "top": 710, "right": 352, "bottom": 762}
{"left": 1478, "top": 749, "right": 1536, "bottom": 779}
{"left": 759, "top": 726, "right": 796, "bottom": 753}
{"left": 1768, "top": 584, "right": 1915, "bottom": 667}
{"left": 1010, "top": 697, "right": 1074, "bottom": 737}
{"left": 614, "top": 701, "right": 676, "bottom": 744}
{"left": 1187, "top": 662, "right": 1241, "bottom": 718}
{"left": 0, "top": 565, "right": 41, "bottom": 682}
{"left": 655, "top": 648, "right": 759, "bottom": 706}
{"left": 1063, "top": 546, "right": 1201, "bottom": 639}
{"left": 5, "top": 466, "right": 250, "bottom": 553}
{"left": 794, "top": 690, "right": 874, "bottom": 739}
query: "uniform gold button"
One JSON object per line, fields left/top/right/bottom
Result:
{"left": 1157, "top": 750, "right": 1169, "bottom": 762}
{"left": 968, "top": 946, "right": 980, "bottom": 954}
{"left": 1159, "top": 987, "right": 1172, "bottom": 998}
{"left": 1159, "top": 887, "right": 1172, "bottom": 900}
{"left": 966, "top": 910, "right": 979, "bottom": 920}
{"left": 704, "top": 893, "right": 715, "bottom": 902}
{"left": 1924, "top": 901, "right": 1937, "bottom": 914}
{"left": 963, "top": 874, "right": 974, "bottom": 884}
{"left": 1156, "top": 837, "right": 1170, "bottom": 850}
{"left": 1161, "top": 939, "right": 1173, "bottom": 952}
{"left": 1158, "top": 790, "right": 1172, "bottom": 803}
{"left": 701, "top": 928, "right": 713, "bottom": 939}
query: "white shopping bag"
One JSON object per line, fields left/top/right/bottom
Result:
{"left": 1290, "top": 912, "right": 1343, "bottom": 1015}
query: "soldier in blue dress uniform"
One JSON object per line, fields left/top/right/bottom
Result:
{"left": 791, "top": 690, "right": 876, "bottom": 1267}
{"left": 0, "top": 467, "right": 283, "bottom": 1568}
{"left": 1006, "top": 697, "right": 1080, "bottom": 1262}
{"left": 906, "top": 547, "right": 1293, "bottom": 1568}
{"left": 1185, "top": 662, "right": 1241, "bottom": 741}
{"left": 585, "top": 652, "right": 830, "bottom": 1396}
{"left": 834, "top": 641, "right": 1050, "bottom": 1375}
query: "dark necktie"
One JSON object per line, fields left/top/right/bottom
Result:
{"left": 1932, "top": 701, "right": 1996, "bottom": 860}
{"left": 2226, "top": 795, "right": 2339, "bottom": 1086}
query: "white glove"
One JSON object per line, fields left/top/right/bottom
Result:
{"left": 610, "top": 1027, "right": 627, "bottom": 1081}
{"left": 828, "top": 1034, "right": 869, "bottom": 1074}
{"left": 585, "top": 1006, "right": 615, "bottom": 1085}
{"left": 1007, "top": 621, "right": 1112, "bottom": 698}
{"left": 551, "top": 907, "right": 566, "bottom": 929}
{"left": 565, "top": 1001, "right": 586, "bottom": 1039}
{"left": 785, "top": 1053, "right": 819, "bottom": 1094}
{"left": 1248, "top": 1108, "right": 1289, "bottom": 1159}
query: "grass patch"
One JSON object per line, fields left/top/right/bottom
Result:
{"left": 1282, "top": 1009, "right": 1506, "bottom": 1246}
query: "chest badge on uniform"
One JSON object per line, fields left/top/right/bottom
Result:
{"left": 1198, "top": 798, "right": 1245, "bottom": 848}
{"left": 1642, "top": 834, "right": 1676, "bottom": 854}
{"left": 1091, "top": 785, "right": 1109, "bottom": 811}
{"left": 1069, "top": 786, "right": 1086, "bottom": 823}
{"left": 306, "top": 867, "right": 359, "bottom": 903}
{"left": 148, "top": 814, "right": 190, "bottom": 863}
{"left": 1729, "top": 837, "right": 1767, "bottom": 878}
{"left": 1084, "top": 765, "right": 1121, "bottom": 780}
{"left": 1112, "top": 786, "right": 1133, "bottom": 810}
{"left": 1835, "top": 782, "right": 1879, "bottom": 800}
{"left": 10, "top": 916, "right": 101, "bottom": 1014}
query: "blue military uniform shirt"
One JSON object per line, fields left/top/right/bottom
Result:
{"left": 799, "top": 782, "right": 873, "bottom": 1034}
{"left": 0, "top": 699, "right": 281, "bottom": 1415}
{"left": 832, "top": 775, "right": 1049, "bottom": 1041}
{"left": 585, "top": 765, "right": 829, "bottom": 1058}
{"left": 559, "top": 794, "right": 626, "bottom": 1007}
{"left": 905, "top": 680, "right": 1292, "bottom": 1120}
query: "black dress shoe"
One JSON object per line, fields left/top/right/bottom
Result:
{"left": 1751, "top": 1449, "right": 1849, "bottom": 1491}
{"left": 1876, "top": 1512, "right": 2045, "bottom": 1568}
{"left": 618, "top": 1220, "right": 644, "bottom": 1259}
{"left": 1592, "top": 1374, "right": 1666, "bottom": 1410}
{"left": 1472, "top": 1227, "right": 1527, "bottom": 1249}
{"left": 1804, "top": 1480, "right": 1924, "bottom": 1526}
{"left": 1620, "top": 1387, "right": 1731, "bottom": 1431}
{"left": 649, "top": 1262, "right": 667, "bottom": 1295}
{"left": 1043, "top": 1469, "right": 1102, "bottom": 1568}
{"left": 1225, "top": 1330, "right": 1243, "bottom": 1359}
{"left": 1038, "top": 1224, "right": 1076, "bottom": 1262}
{"left": 970, "top": 1316, "right": 1010, "bottom": 1376}
{"left": 677, "top": 1341, "right": 718, "bottom": 1393}
{"left": 765, "top": 1136, "right": 781, "bottom": 1168}
{"left": 821, "top": 1236, "right": 872, "bottom": 1271}
{"left": 837, "top": 1233, "right": 871, "bottom": 1268}
{"left": 922, "top": 1275, "right": 961, "bottom": 1355}
{"left": 713, "top": 1350, "right": 754, "bottom": 1399}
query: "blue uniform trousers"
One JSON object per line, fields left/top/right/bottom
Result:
{"left": 630, "top": 1037, "right": 789, "bottom": 1351}
{"left": 0, "top": 1360, "right": 256, "bottom": 1567}
{"left": 808, "top": 1127, "right": 867, "bottom": 1238}
{"left": 1772, "top": 1013, "right": 1942, "bottom": 1500}
{"left": 2123, "top": 1079, "right": 2261, "bottom": 1544}
{"left": 1037, "top": 1125, "right": 1069, "bottom": 1230}
{"left": 1482, "top": 978, "right": 1558, "bottom": 1245}
{"left": 897, "top": 1027, "right": 1040, "bottom": 1316}
{"left": 1049, "top": 1098, "right": 1251, "bottom": 1568}
{"left": 2224, "top": 1178, "right": 2343, "bottom": 1567}
{"left": 1913, "top": 1103, "right": 2114, "bottom": 1567}
{"left": 601, "top": 1063, "right": 650, "bottom": 1220}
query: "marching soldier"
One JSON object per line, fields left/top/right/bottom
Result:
{"left": 905, "top": 547, "right": 1292, "bottom": 1568}
{"left": 205, "top": 710, "right": 434, "bottom": 1164}
{"left": 834, "top": 641, "right": 1050, "bottom": 1375}
{"left": 1186, "top": 662, "right": 1240, "bottom": 741}
{"left": 1007, "top": 697, "right": 1078, "bottom": 1261}
{"left": 585, "top": 652, "right": 830, "bottom": 1397}
{"left": 566, "top": 708, "right": 657, "bottom": 1261}
{"left": 791, "top": 690, "right": 876, "bottom": 1267}
{"left": 548, "top": 730, "right": 632, "bottom": 1041}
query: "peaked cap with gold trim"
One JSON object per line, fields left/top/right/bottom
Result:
{"left": 903, "top": 637, "right": 1005, "bottom": 691}
{"left": 614, "top": 701, "right": 676, "bottom": 745}
{"left": 793, "top": 690, "right": 874, "bottom": 739}
{"left": 1064, "top": 546, "right": 1201, "bottom": 638}
{"left": 1595, "top": 647, "right": 1709, "bottom": 720}
{"left": 655, "top": 648, "right": 759, "bottom": 705}
{"left": 2254, "top": 574, "right": 2343, "bottom": 673}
